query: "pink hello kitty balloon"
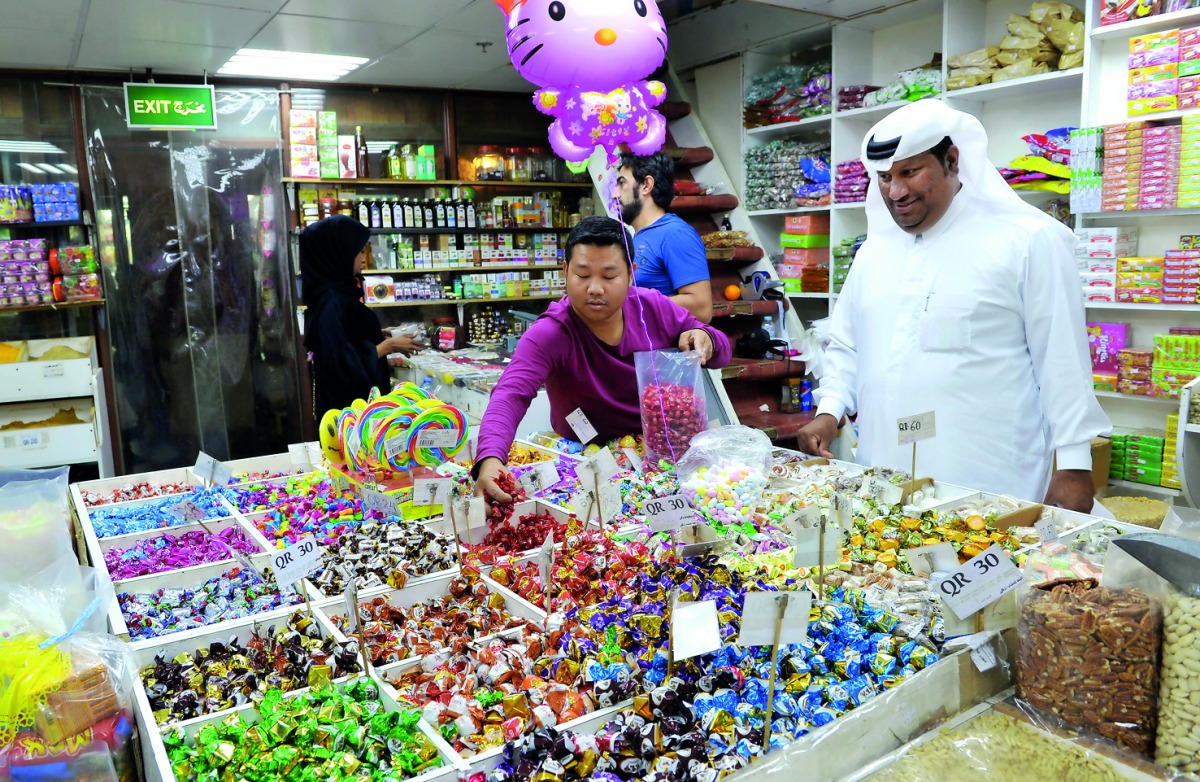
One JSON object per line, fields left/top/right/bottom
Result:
{"left": 496, "top": 0, "right": 669, "bottom": 164}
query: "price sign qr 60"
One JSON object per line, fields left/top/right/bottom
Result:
{"left": 897, "top": 411, "right": 936, "bottom": 446}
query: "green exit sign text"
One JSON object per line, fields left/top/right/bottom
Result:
{"left": 124, "top": 83, "right": 217, "bottom": 130}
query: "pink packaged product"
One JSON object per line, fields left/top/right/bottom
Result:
{"left": 1181, "top": 76, "right": 1200, "bottom": 92}
{"left": 1083, "top": 285, "right": 1117, "bottom": 302}
{"left": 1181, "top": 27, "right": 1200, "bottom": 47}
{"left": 1170, "top": 327, "right": 1200, "bottom": 335}
{"left": 1080, "top": 261, "right": 1119, "bottom": 273}
{"left": 1167, "top": 249, "right": 1200, "bottom": 258}
{"left": 1165, "top": 293, "right": 1199, "bottom": 304}
{"left": 1182, "top": 42, "right": 1200, "bottom": 61}
{"left": 1162, "top": 285, "right": 1200, "bottom": 297}
{"left": 1088, "top": 322, "right": 1129, "bottom": 373}
{"left": 1130, "top": 48, "right": 1180, "bottom": 69}
{"left": 1118, "top": 378, "right": 1157, "bottom": 396}
{"left": 1130, "top": 82, "right": 1180, "bottom": 100}
{"left": 1119, "top": 289, "right": 1165, "bottom": 303}
{"left": 1183, "top": 93, "right": 1200, "bottom": 110}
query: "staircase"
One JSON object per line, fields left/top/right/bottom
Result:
{"left": 591, "top": 69, "right": 817, "bottom": 446}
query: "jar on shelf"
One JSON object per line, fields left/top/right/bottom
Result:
{"left": 400, "top": 144, "right": 419, "bottom": 181}
{"left": 473, "top": 146, "right": 505, "bottom": 181}
{"left": 507, "top": 147, "right": 532, "bottom": 182}
{"left": 528, "top": 147, "right": 555, "bottom": 182}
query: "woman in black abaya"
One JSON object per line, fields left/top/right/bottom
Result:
{"left": 301, "top": 215, "right": 419, "bottom": 417}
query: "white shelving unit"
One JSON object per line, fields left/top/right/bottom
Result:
{"left": 727, "top": 0, "right": 1200, "bottom": 498}
{"left": 0, "top": 337, "right": 115, "bottom": 475}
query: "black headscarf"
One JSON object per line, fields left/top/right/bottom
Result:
{"left": 300, "top": 216, "right": 387, "bottom": 415}
{"left": 300, "top": 215, "right": 371, "bottom": 312}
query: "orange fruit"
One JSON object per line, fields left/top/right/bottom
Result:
{"left": 724, "top": 284, "right": 741, "bottom": 301}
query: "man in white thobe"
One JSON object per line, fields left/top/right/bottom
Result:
{"left": 799, "top": 100, "right": 1110, "bottom": 512}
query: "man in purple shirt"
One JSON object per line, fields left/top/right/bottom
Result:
{"left": 473, "top": 216, "right": 732, "bottom": 501}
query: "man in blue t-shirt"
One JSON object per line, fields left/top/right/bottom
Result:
{"left": 615, "top": 151, "right": 713, "bottom": 323}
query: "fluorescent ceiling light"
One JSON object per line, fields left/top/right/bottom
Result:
{"left": 219, "top": 48, "right": 369, "bottom": 81}
{"left": 17, "top": 162, "right": 44, "bottom": 174}
{"left": 58, "top": 163, "right": 78, "bottom": 174}
{"left": 0, "top": 140, "right": 65, "bottom": 154}
{"left": 35, "top": 163, "right": 64, "bottom": 174}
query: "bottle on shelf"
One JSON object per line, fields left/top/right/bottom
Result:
{"left": 393, "top": 199, "right": 405, "bottom": 228}
{"left": 386, "top": 145, "right": 401, "bottom": 180}
{"left": 423, "top": 200, "right": 434, "bottom": 229}
{"left": 403, "top": 199, "right": 415, "bottom": 228}
{"left": 722, "top": 214, "right": 733, "bottom": 231}
{"left": 435, "top": 199, "right": 447, "bottom": 228}
{"left": 447, "top": 200, "right": 458, "bottom": 229}
{"left": 369, "top": 199, "right": 382, "bottom": 229}
{"left": 355, "top": 126, "right": 369, "bottom": 179}
{"left": 356, "top": 198, "right": 369, "bottom": 225}
{"left": 465, "top": 201, "right": 477, "bottom": 229}
{"left": 401, "top": 144, "right": 418, "bottom": 180}
{"left": 381, "top": 198, "right": 393, "bottom": 229}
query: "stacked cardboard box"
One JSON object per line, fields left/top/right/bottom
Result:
{"left": 1118, "top": 346, "right": 1154, "bottom": 397}
{"left": 288, "top": 110, "right": 319, "bottom": 179}
{"left": 1164, "top": 413, "right": 1181, "bottom": 490}
{"left": 318, "top": 112, "right": 339, "bottom": 180}
{"left": 776, "top": 214, "right": 829, "bottom": 294}
{"left": 1117, "top": 255, "right": 1165, "bottom": 303}
{"left": 1078, "top": 226, "right": 1138, "bottom": 303}
{"left": 1113, "top": 429, "right": 1167, "bottom": 487}
{"left": 1164, "top": 245, "right": 1200, "bottom": 304}
{"left": 1089, "top": 322, "right": 1127, "bottom": 390}
{"left": 1102, "top": 123, "right": 1146, "bottom": 211}
{"left": 1152, "top": 332, "right": 1200, "bottom": 398}
{"left": 1180, "top": 114, "right": 1200, "bottom": 207}
{"left": 1128, "top": 30, "right": 1180, "bottom": 116}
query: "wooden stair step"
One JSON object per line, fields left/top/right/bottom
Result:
{"left": 711, "top": 299, "right": 788, "bottom": 319}
{"left": 661, "top": 101, "right": 692, "bottom": 121}
{"left": 664, "top": 147, "right": 714, "bottom": 168}
{"left": 671, "top": 194, "right": 739, "bottom": 213}
{"left": 705, "top": 246, "right": 764, "bottom": 263}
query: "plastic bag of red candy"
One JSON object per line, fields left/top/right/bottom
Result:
{"left": 635, "top": 349, "right": 708, "bottom": 465}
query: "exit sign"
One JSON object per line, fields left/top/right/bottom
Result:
{"left": 124, "top": 83, "right": 217, "bottom": 130}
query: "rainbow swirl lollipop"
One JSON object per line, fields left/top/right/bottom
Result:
{"left": 407, "top": 404, "right": 468, "bottom": 466}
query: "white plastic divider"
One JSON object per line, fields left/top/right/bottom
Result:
{"left": 115, "top": 552, "right": 306, "bottom": 647}
{"left": 0, "top": 336, "right": 97, "bottom": 404}
{"left": 316, "top": 571, "right": 547, "bottom": 655}
{"left": 129, "top": 605, "right": 348, "bottom": 753}
{"left": 137, "top": 673, "right": 462, "bottom": 782}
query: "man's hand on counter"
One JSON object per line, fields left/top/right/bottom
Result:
{"left": 1044, "top": 469, "right": 1096, "bottom": 513}
{"left": 475, "top": 457, "right": 514, "bottom": 503}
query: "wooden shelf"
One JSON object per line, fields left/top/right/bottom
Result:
{"left": 747, "top": 205, "right": 830, "bottom": 216}
{"left": 671, "top": 194, "right": 739, "bottom": 213}
{"left": 0, "top": 299, "right": 104, "bottom": 314}
{"left": 712, "top": 299, "right": 788, "bottom": 318}
{"left": 943, "top": 69, "right": 1083, "bottom": 102}
{"left": 1077, "top": 207, "right": 1200, "bottom": 219}
{"left": 371, "top": 264, "right": 562, "bottom": 276}
{"left": 282, "top": 178, "right": 593, "bottom": 188}
{"left": 364, "top": 294, "right": 561, "bottom": 309}
{"left": 1085, "top": 302, "right": 1200, "bottom": 312}
{"left": 1094, "top": 389, "right": 1179, "bottom": 405}
{"left": 366, "top": 226, "right": 568, "bottom": 235}
{"left": 1108, "top": 478, "right": 1182, "bottom": 497}
{"left": 0, "top": 220, "right": 88, "bottom": 229}
{"left": 744, "top": 114, "right": 832, "bottom": 139}
{"left": 1092, "top": 8, "right": 1200, "bottom": 41}
{"left": 721, "top": 357, "right": 807, "bottom": 382}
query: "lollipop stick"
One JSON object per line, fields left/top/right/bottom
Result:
{"left": 592, "top": 472, "right": 604, "bottom": 531}
{"left": 818, "top": 516, "right": 826, "bottom": 605}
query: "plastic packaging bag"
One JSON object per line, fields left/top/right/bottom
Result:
{"left": 947, "top": 47, "right": 998, "bottom": 69}
{"left": 865, "top": 707, "right": 1136, "bottom": 781}
{"left": 0, "top": 466, "right": 73, "bottom": 582}
{"left": 0, "top": 558, "right": 137, "bottom": 782}
{"left": 635, "top": 349, "right": 707, "bottom": 464}
{"left": 1016, "top": 575, "right": 1162, "bottom": 754}
{"left": 676, "top": 426, "right": 772, "bottom": 525}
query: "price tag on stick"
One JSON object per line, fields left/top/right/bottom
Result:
{"left": 1034, "top": 517, "right": 1060, "bottom": 544}
{"left": 897, "top": 411, "right": 936, "bottom": 495}
{"left": 272, "top": 535, "right": 325, "bottom": 588}
{"left": 937, "top": 545, "right": 1023, "bottom": 621}
{"left": 361, "top": 488, "right": 401, "bottom": 518}
{"left": 413, "top": 478, "right": 451, "bottom": 508}
{"left": 539, "top": 532, "right": 554, "bottom": 626}
{"left": 860, "top": 475, "right": 903, "bottom": 506}
{"left": 194, "top": 452, "right": 217, "bottom": 486}
{"left": 565, "top": 408, "right": 598, "bottom": 444}
{"left": 671, "top": 599, "right": 722, "bottom": 661}
{"left": 739, "top": 591, "right": 812, "bottom": 646}
{"left": 645, "top": 494, "right": 693, "bottom": 533}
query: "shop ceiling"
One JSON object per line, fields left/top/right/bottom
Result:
{"left": 0, "top": 0, "right": 917, "bottom": 90}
